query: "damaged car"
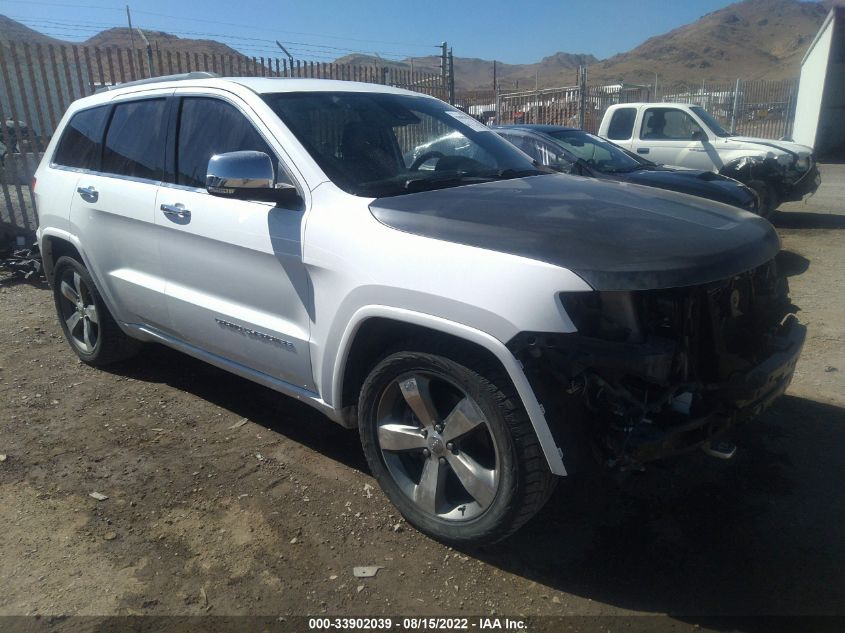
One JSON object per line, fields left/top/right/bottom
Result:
{"left": 36, "top": 77, "right": 805, "bottom": 546}
{"left": 599, "top": 103, "right": 820, "bottom": 217}
{"left": 493, "top": 124, "right": 760, "bottom": 213}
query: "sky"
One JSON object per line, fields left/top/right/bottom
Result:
{"left": 1, "top": 0, "right": 767, "bottom": 64}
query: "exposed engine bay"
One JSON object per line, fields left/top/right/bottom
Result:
{"left": 510, "top": 258, "right": 806, "bottom": 470}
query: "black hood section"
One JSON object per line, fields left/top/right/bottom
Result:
{"left": 369, "top": 174, "right": 781, "bottom": 291}
{"left": 615, "top": 169, "right": 756, "bottom": 209}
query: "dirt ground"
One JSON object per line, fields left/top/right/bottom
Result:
{"left": 1, "top": 166, "right": 843, "bottom": 629}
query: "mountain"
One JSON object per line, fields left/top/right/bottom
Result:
{"left": 334, "top": 52, "right": 598, "bottom": 91}
{"left": 0, "top": 0, "right": 833, "bottom": 89}
{"left": 83, "top": 27, "right": 244, "bottom": 59}
{"left": 586, "top": 0, "right": 829, "bottom": 85}
{"left": 0, "top": 14, "right": 63, "bottom": 48}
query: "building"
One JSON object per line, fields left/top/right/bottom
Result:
{"left": 793, "top": 6, "right": 845, "bottom": 159}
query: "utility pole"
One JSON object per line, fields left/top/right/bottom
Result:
{"left": 126, "top": 5, "right": 137, "bottom": 77}
{"left": 275, "top": 40, "right": 295, "bottom": 67}
{"left": 447, "top": 48, "right": 455, "bottom": 104}
{"left": 492, "top": 60, "right": 497, "bottom": 93}
{"left": 440, "top": 42, "right": 448, "bottom": 101}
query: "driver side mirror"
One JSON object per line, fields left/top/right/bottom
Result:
{"left": 206, "top": 151, "right": 300, "bottom": 205}
{"left": 691, "top": 130, "right": 707, "bottom": 142}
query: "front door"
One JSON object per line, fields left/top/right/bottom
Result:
{"left": 155, "top": 94, "right": 314, "bottom": 390}
{"left": 631, "top": 107, "right": 715, "bottom": 170}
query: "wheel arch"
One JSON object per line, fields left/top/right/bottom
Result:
{"left": 40, "top": 230, "right": 86, "bottom": 286}
{"left": 331, "top": 306, "right": 567, "bottom": 476}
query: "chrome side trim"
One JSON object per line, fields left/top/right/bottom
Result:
{"left": 124, "top": 323, "right": 340, "bottom": 422}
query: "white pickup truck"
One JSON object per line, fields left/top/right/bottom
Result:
{"left": 598, "top": 103, "right": 820, "bottom": 217}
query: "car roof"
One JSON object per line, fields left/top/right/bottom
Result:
{"left": 493, "top": 124, "right": 579, "bottom": 133}
{"left": 68, "top": 76, "right": 434, "bottom": 109}
{"left": 608, "top": 102, "right": 702, "bottom": 109}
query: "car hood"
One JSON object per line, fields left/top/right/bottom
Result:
{"left": 369, "top": 174, "right": 780, "bottom": 291}
{"left": 723, "top": 136, "right": 813, "bottom": 158}
{"left": 614, "top": 168, "right": 756, "bottom": 210}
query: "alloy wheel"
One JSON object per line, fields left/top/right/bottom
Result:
{"left": 57, "top": 268, "right": 99, "bottom": 353}
{"left": 375, "top": 372, "right": 500, "bottom": 521}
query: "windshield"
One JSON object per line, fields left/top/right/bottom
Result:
{"left": 263, "top": 92, "right": 548, "bottom": 197}
{"left": 689, "top": 106, "right": 731, "bottom": 137}
{"left": 545, "top": 129, "right": 642, "bottom": 173}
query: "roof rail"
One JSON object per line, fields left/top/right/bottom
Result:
{"left": 96, "top": 71, "right": 219, "bottom": 93}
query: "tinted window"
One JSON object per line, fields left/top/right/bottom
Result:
{"left": 606, "top": 107, "right": 636, "bottom": 140}
{"left": 176, "top": 98, "right": 275, "bottom": 188}
{"left": 102, "top": 99, "right": 166, "bottom": 179}
{"left": 640, "top": 108, "right": 704, "bottom": 140}
{"left": 264, "top": 92, "right": 544, "bottom": 197}
{"left": 53, "top": 106, "right": 109, "bottom": 169}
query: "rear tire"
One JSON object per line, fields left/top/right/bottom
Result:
{"left": 52, "top": 256, "right": 141, "bottom": 366}
{"left": 358, "top": 346, "right": 556, "bottom": 546}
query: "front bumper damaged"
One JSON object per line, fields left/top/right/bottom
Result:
{"left": 600, "top": 315, "right": 805, "bottom": 465}
{"left": 510, "top": 264, "right": 805, "bottom": 470}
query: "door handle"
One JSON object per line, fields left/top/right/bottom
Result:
{"left": 637, "top": 148, "right": 650, "bottom": 154}
{"left": 76, "top": 185, "right": 98, "bottom": 201}
{"left": 160, "top": 203, "right": 191, "bottom": 220}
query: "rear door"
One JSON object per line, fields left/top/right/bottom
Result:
{"left": 68, "top": 94, "right": 171, "bottom": 330}
{"left": 631, "top": 106, "right": 713, "bottom": 169}
{"left": 155, "top": 91, "right": 314, "bottom": 389}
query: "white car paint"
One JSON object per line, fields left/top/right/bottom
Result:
{"left": 35, "top": 77, "right": 593, "bottom": 476}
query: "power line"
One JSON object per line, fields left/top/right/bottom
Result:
{"left": 9, "top": 15, "right": 430, "bottom": 60}
{"left": 2, "top": 0, "right": 441, "bottom": 49}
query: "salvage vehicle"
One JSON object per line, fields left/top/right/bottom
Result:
{"left": 493, "top": 124, "right": 759, "bottom": 213}
{"left": 598, "top": 103, "right": 820, "bottom": 217}
{"left": 35, "top": 76, "right": 805, "bottom": 545}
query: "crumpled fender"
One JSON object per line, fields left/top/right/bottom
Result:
{"left": 719, "top": 155, "right": 784, "bottom": 184}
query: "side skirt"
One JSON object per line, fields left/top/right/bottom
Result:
{"left": 123, "top": 323, "right": 341, "bottom": 423}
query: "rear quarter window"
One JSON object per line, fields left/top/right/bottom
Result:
{"left": 52, "top": 106, "right": 110, "bottom": 170}
{"left": 606, "top": 107, "right": 636, "bottom": 141}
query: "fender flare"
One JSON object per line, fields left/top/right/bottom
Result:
{"left": 330, "top": 305, "right": 568, "bottom": 476}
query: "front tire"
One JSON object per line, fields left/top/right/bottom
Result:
{"left": 358, "top": 348, "right": 556, "bottom": 546}
{"left": 748, "top": 179, "right": 779, "bottom": 219}
{"left": 52, "top": 256, "right": 141, "bottom": 366}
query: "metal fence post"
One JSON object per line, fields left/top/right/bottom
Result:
{"left": 730, "top": 78, "right": 741, "bottom": 133}
{"left": 577, "top": 65, "right": 587, "bottom": 130}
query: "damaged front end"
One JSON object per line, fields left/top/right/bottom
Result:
{"left": 720, "top": 153, "right": 820, "bottom": 203}
{"left": 510, "top": 259, "right": 805, "bottom": 470}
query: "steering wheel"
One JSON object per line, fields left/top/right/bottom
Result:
{"left": 409, "top": 150, "right": 445, "bottom": 171}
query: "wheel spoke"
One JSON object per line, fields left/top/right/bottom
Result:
{"left": 84, "top": 305, "right": 99, "bottom": 325}
{"left": 65, "top": 311, "right": 81, "bottom": 334}
{"left": 398, "top": 375, "right": 439, "bottom": 429}
{"left": 442, "top": 397, "right": 486, "bottom": 443}
{"left": 446, "top": 451, "right": 497, "bottom": 509}
{"left": 73, "top": 271, "right": 84, "bottom": 300}
{"left": 414, "top": 457, "right": 447, "bottom": 514}
{"left": 378, "top": 423, "right": 428, "bottom": 452}
{"left": 83, "top": 318, "right": 93, "bottom": 350}
{"left": 60, "top": 280, "right": 79, "bottom": 304}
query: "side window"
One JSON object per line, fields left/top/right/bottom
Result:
{"left": 640, "top": 108, "right": 704, "bottom": 141}
{"left": 53, "top": 106, "right": 109, "bottom": 170}
{"left": 102, "top": 99, "right": 167, "bottom": 180}
{"left": 176, "top": 97, "right": 276, "bottom": 189}
{"left": 606, "top": 107, "right": 636, "bottom": 141}
{"left": 498, "top": 132, "right": 540, "bottom": 162}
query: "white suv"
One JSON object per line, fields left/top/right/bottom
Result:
{"left": 35, "top": 75, "right": 805, "bottom": 545}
